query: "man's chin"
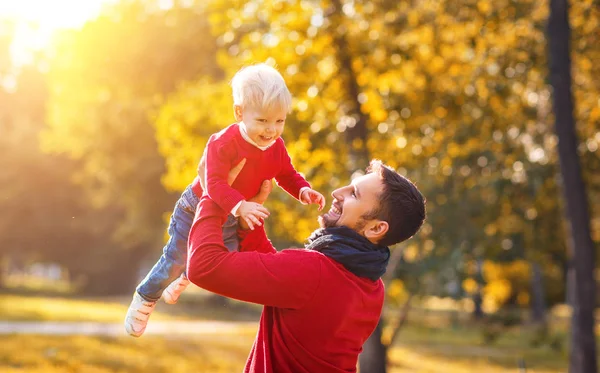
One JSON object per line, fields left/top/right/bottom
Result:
{"left": 318, "top": 214, "right": 338, "bottom": 229}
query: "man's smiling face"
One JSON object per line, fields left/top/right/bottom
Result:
{"left": 319, "top": 172, "right": 384, "bottom": 234}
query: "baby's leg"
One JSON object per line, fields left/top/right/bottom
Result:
{"left": 125, "top": 185, "right": 198, "bottom": 337}
{"left": 222, "top": 214, "right": 240, "bottom": 252}
{"left": 136, "top": 185, "right": 198, "bottom": 301}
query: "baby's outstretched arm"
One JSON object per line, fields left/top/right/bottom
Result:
{"left": 300, "top": 188, "right": 326, "bottom": 211}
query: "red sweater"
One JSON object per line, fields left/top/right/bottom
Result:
{"left": 191, "top": 123, "right": 310, "bottom": 213}
{"left": 187, "top": 197, "right": 385, "bottom": 373}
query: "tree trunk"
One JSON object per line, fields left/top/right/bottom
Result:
{"left": 328, "top": 0, "right": 370, "bottom": 172}
{"left": 530, "top": 262, "right": 547, "bottom": 324}
{"left": 388, "top": 294, "right": 414, "bottom": 347}
{"left": 326, "top": 1, "right": 383, "bottom": 371}
{"left": 567, "top": 264, "right": 582, "bottom": 371}
{"left": 473, "top": 291, "right": 484, "bottom": 320}
{"left": 473, "top": 258, "right": 485, "bottom": 320}
{"left": 0, "top": 256, "right": 5, "bottom": 289}
{"left": 358, "top": 319, "right": 387, "bottom": 373}
{"left": 547, "top": 0, "right": 597, "bottom": 371}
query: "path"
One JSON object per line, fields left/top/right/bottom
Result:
{"left": 0, "top": 320, "right": 257, "bottom": 336}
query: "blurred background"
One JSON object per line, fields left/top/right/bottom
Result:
{"left": 0, "top": 0, "right": 598, "bottom": 372}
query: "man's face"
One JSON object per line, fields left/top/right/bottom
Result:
{"left": 236, "top": 105, "right": 286, "bottom": 147}
{"left": 319, "top": 172, "right": 384, "bottom": 235}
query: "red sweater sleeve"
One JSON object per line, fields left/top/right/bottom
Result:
{"left": 205, "top": 138, "right": 246, "bottom": 213}
{"left": 274, "top": 141, "right": 311, "bottom": 200}
{"left": 237, "top": 225, "right": 277, "bottom": 254}
{"left": 187, "top": 196, "right": 321, "bottom": 309}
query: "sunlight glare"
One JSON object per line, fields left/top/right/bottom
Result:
{"left": 1, "top": 0, "right": 111, "bottom": 65}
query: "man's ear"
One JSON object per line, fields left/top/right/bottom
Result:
{"left": 364, "top": 220, "right": 389, "bottom": 244}
{"left": 234, "top": 105, "right": 243, "bottom": 121}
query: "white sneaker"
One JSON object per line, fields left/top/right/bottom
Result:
{"left": 162, "top": 274, "right": 190, "bottom": 304}
{"left": 124, "top": 292, "right": 156, "bottom": 337}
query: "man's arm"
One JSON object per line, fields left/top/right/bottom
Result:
{"left": 235, "top": 225, "right": 276, "bottom": 254}
{"left": 187, "top": 197, "right": 321, "bottom": 309}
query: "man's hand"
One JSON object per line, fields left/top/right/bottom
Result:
{"left": 300, "top": 188, "right": 326, "bottom": 211}
{"left": 249, "top": 179, "right": 273, "bottom": 205}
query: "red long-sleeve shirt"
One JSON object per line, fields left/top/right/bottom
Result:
{"left": 191, "top": 123, "right": 310, "bottom": 213}
{"left": 187, "top": 197, "right": 385, "bottom": 373}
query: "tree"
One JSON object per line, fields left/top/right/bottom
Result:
{"left": 0, "top": 46, "right": 121, "bottom": 292}
{"left": 42, "top": 0, "right": 221, "bottom": 292}
{"left": 151, "top": 0, "right": 600, "bottom": 369}
{"left": 547, "top": 0, "right": 597, "bottom": 371}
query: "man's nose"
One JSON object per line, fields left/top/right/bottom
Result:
{"left": 331, "top": 187, "right": 343, "bottom": 200}
{"left": 333, "top": 184, "right": 353, "bottom": 198}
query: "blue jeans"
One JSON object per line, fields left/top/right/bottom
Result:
{"left": 136, "top": 185, "right": 239, "bottom": 301}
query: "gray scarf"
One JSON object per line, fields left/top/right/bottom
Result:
{"left": 305, "top": 226, "right": 390, "bottom": 281}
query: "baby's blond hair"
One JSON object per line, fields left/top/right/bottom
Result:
{"left": 231, "top": 63, "right": 292, "bottom": 113}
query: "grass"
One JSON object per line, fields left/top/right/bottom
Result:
{"left": 383, "top": 304, "right": 571, "bottom": 372}
{"left": 0, "top": 293, "right": 261, "bottom": 372}
{"left": 0, "top": 334, "right": 255, "bottom": 373}
{"left": 2, "top": 275, "right": 74, "bottom": 295}
{"left": 0, "top": 294, "right": 577, "bottom": 372}
{"left": 0, "top": 294, "right": 178, "bottom": 322}
{"left": 0, "top": 325, "right": 569, "bottom": 373}
{"left": 0, "top": 293, "right": 261, "bottom": 322}
{"left": 388, "top": 323, "right": 568, "bottom": 373}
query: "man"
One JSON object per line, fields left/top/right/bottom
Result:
{"left": 187, "top": 159, "right": 426, "bottom": 372}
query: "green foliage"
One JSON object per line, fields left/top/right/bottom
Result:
{"left": 2, "top": 0, "right": 598, "bottom": 306}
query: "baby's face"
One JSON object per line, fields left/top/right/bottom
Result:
{"left": 236, "top": 105, "right": 287, "bottom": 147}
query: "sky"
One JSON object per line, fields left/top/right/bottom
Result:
{"left": 0, "top": 0, "right": 111, "bottom": 65}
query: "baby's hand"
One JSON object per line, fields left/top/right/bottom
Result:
{"left": 301, "top": 188, "right": 326, "bottom": 211}
{"left": 238, "top": 200, "right": 270, "bottom": 230}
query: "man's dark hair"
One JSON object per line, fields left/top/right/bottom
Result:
{"left": 363, "top": 160, "right": 426, "bottom": 246}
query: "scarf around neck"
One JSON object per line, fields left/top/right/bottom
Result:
{"left": 305, "top": 226, "right": 391, "bottom": 281}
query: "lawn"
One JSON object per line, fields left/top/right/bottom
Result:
{"left": 0, "top": 293, "right": 261, "bottom": 322}
{"left": 385, "top": 305, "right": 570, "bottom": 372}
{"left": 0, "top": 334, "right": 255, "bottom": 373}
{"left": 0, "top": 294, "right": 574, "bottom": 372}
{"left": 388, "top": 324, "right": 568, "bottom": 373}
{"left": 0, "top": 327, "right": 568, "bottom": 373}
{"left": 0, "top": 293, "right": 258, "bottom": 372}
